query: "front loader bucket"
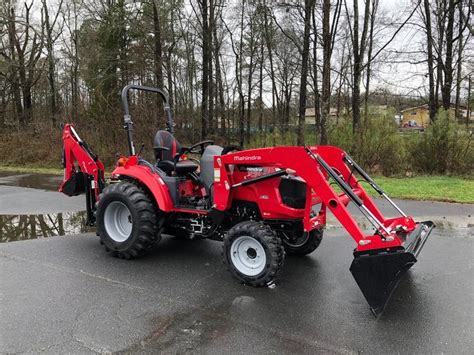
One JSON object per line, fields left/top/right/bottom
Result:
{"left": 350, "top": 221, "right": 435, "bottom": 316}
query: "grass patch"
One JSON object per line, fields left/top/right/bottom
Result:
{"left": 366, "top": 176, "right": 474, "bottom": 203}
{"left": 0, "top": 165, "right": 63, "bottom": 175}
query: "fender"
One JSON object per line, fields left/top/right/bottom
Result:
{"left": 111, "top": 162, "right": 174, "bottom": 212}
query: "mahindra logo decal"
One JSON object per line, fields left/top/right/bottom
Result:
{"left": 233, "top": 155, "right": 262, "bottom": 161}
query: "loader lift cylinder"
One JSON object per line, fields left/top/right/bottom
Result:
{"left": 344, "top": 155, "right": 407, "bottom": 218}
{"left": 305, "top": 147, "right": 391, "bottom": 235}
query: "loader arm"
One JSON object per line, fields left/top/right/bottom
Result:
{"left": 214, "top": 145, "right": 411, "bottom": 251}
{"left": 59, "top": 124, "right": 105, "bottom": 225}
{"left": 214, "top": 145, "right": 434, "bottom": 315}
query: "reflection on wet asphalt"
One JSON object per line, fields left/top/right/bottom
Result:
{"left": 0, "top": 172, "right": 62, "bottom": 191}
{"left": 0, "top": 211, "right": 93, "bottom": 243}
{"left": 0, "top": 172, "right": 90, "bottom": 242}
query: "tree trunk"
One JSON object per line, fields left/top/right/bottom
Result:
{"left": 42, "top": 0, "right": 61, "bottom": 126}
{"left": 263, "top": 2, "right": 278, "bottom": 145}
{"left": 153, "top": 1, "right": 164, "bottom": 119}
{"left": 22, "top": 87, "right": 33, "bottom": 126}
{"left": 351, "top": 0, "right": 360, "bottom": 133}
{"left": 423, "top": 0, "right": 436, "bottom": 122}
{"left": 441, "top": 0, "right": 456, "bottom": 110}
{"left": 320, "top": 0, "right": 332, "bottom": 145}
{"left": 467, "top": 75, "right": 471, "bottom": 127}
{"left": 66, "top": 0, "right": 80, "bottom": 121}
{"left": 363, "top": 0, "right": 378, "bottom": 125}
{"left": 351, "top": 0, "right": 370, "bottom": 134}
{"left": 246, "top": 14, "right": 255, "bottom": 144}
{"left": 258, "top": 40, "right": 264, "bottom": 134}
{"left": 213, "top": 16, "right": 226, "bottom": 135}
{"left": 435, "top": 0, "right": 446, "bottom": 110}
{"left": 312, "top": 7, "right": 321, "bottom": 140}
{"left": 7, "top": 7, "right": 23, "bottom": 123}
{"left": 166, "top": 53, "right": 174, "bottom": 110}
{"left": 297, "top": 0, "right": 315, "bottom": 146}
{"left": 238, "top": 0, "right": 245, "bottom": 146}
{"left": 200, "top": 0, "right": 210, "bottom": 139}
{"left": 208, "top": 0, "right": 215, "bottom": 134}
{"left": 454, "top": 0, "right": 463, "bottom": 120}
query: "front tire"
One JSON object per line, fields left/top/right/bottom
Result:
{"left": 223, "top": 221, "right": 285, "bottom": 287}
{"left": 280, "top": 229, "right": 323, "bottom": 256}
{"left": 96, "top": 182, "right": 163, "bottom": 259}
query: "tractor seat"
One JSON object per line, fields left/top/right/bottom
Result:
{"left": 153, "top": 130, "right": 198, "bottom": 175}
{"left": 158, "top": 159, "right": 198, "bottom": 175}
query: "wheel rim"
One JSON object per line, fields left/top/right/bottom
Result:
{"left": 230, "top": 236, "right": 266, "bottom": 276}
{"left": 282, "top": 231, "right": 310, "bottom": 248}
{"left": 104, "top": 201, "right": 133, "bottom": 242}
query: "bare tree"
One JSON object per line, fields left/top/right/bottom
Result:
{"left": 41, "top": 0, "right": 63, "bottom": 126}
{"left": 296, "top": 0, "right": 316, "bottom": 145}
{"left": 62, "top": 0, "right": 81, "bottom": 120}
{"left": 263, "top": 2, "right": 279, "bottom": 145}
{"left": 345, "top": 0, "right": 420, "bottom": 133}
{"left": 311, "top": 7, "right": 321, "bottom": 139}
{"left": 320, "top": 0, "right": 342, "bottom": 144}
{"left": 6, "top": 1, "right": 45, "bottom": 126}
{"left": 441, "top": 0, "right": 456, "bottom": 110}
{"left": 422, "top": 0, "right": 437, "bottom": 122}
{"left": 152, "top": 0, "right": 165, "bottom": 116}
{"left": 198, "top": 0, "right": 210, "bottom": 138}
{"left": 213, "top": 4, "right": 226, "bottom": 135}
{"left": 454, "top": 0, "right": 471, "bottom": 120}
{"left": 362, "top": 0, "right": 378, "bottom": 125}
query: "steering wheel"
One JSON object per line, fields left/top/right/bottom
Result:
{"left": 221, "top": 145, "right": 243, "bottom": 155}
{"left": 182, "top": 140, "right": 214, "bottom": 155}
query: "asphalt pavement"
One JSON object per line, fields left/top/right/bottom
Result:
{"left": 0, "top": 173, "right": 473, "bottom": 354}
{"left": 1, "top": 226, "right": 473, "bottom": 353}
{"left": 0, "top": 185, "right": 84, "bottom": 214}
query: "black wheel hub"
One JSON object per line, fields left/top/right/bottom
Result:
{"left": 246, "top": 247, "right": 257, "bottom": 259}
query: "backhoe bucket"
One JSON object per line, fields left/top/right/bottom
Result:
{"left": 60, "top": 171, "right": 86, "bottom": 196}
{"left": 350, "top": 221, "right": 435, "bottom": 316}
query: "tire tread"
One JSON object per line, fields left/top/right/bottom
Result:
{"left": 223, "top": 221, "right": 285, "bottom": 287}
{"left": 97, "top": 181, "right": 163, "bottom": 259}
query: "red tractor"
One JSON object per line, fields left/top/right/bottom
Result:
{"left": 60, "top": 85, "right": 434, "bottom": 316}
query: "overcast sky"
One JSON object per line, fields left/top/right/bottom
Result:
{"left": 26, "top": 0, "right": 473, "bottom": 103}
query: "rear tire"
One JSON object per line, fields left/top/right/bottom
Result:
{"left": 280, "top": 229, "right": 323, "bottom": 256}
{"left": 96, "top": 181, "right": 163, "bottom": 259}
{"left": 223, "top": 221, "right": 285, "bottom": 287}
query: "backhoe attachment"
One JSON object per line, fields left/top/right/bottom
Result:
{"left": 59, "top": 124, "right": 105, "bottom": 225}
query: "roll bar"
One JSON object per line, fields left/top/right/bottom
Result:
{"left": 121, "top": 84, "right": 174, "bottom": 156}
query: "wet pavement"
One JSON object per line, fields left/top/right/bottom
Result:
{"left": 0, "top": 229, "right": 472, "bottom": 354}
{"left": 0, "top": 171, "right": 473, "bottom": 353}
{"left": 0, "top": 171, "right": 63, "bottom": 191}
{"left": 0, "top": 172, "right": 85, "bottom": 215}
{"left": 0, "top": 172, "right": 87, "bottom": 241}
